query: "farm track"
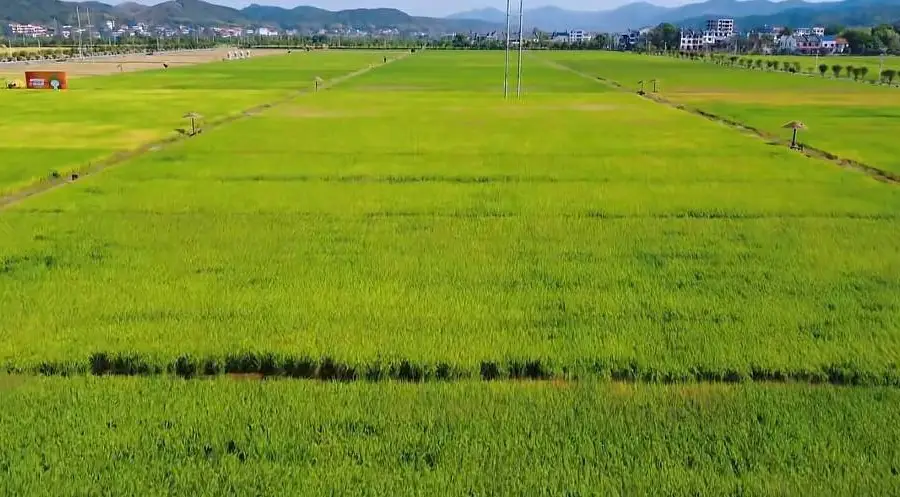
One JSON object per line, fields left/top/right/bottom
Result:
{"left": 0, "top": 54, "right": 408, "bottom": 210}
{"left": 538, "top": 56, "right": 900, "bottom": 185}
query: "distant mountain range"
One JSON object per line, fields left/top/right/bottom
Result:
{"left": 0, "top": 0, "right": 499, "bottom": 34}
{"left": 449, "top": 0, "right": 900, "bottom": 31}
{"left": 3, "top": 0, "right": 900, "bottom": 35}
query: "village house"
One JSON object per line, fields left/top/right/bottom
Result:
{"left": 679, "top": 30, "right": 705, "bottom": 51}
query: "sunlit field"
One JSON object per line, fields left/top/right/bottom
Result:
{"left": 544, "top": 51, "right": 900, "bottom": 175}
{"left": 1, "top": 50, "right": 899, "bottom": 495}
{"left": 0, "top": 51, "right": 391, "bottom": 194}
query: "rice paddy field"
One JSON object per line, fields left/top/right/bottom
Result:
{"left": 544, "top": 51, "right": 900, "bottom": 175}
{"left": 1, "top": 50, "right": 899, "bottom": 494}
{"left": 0, "top": 50, "right": 390, "bottom": 194}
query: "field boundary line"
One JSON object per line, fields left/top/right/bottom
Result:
{"left": 0, "top": 53, "right": 410, "bottom": 210}
{"left": 10, "top": 351, "right": 900, "bottom": 387}
{"left": 535, "top": 55, "right": 899, "bottom": 185}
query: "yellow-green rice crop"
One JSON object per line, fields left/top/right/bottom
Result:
{"left": 543, "top": 51, "right": 900, "bottom": 175}
{"left": 2, "top": 52, "right": 898, "bottom": 384}
{"left": 1, "top": 378, "right": 898, "bottom": 496}
{"left": 0, "top": 51, "right": 393, "bottom": 194}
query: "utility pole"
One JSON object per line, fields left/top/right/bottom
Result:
{"left": 516, "top": 0, "right": 524, "bottom": 97}
{"left": 86, "top": 8, "right": 94, "bottom": 59}
{"left": 76, "top": 5, "right": 84, "bottom": 59}
{"left": 503, "top": 0, "right": 511, "bottom": 98}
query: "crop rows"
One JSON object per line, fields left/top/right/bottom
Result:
{"left": 1, "top": 49, "right": 899, "bottom": 495}
{"left": 1, "top": 377, "right": 898, "bottom": 496}
{"left": 0, "top": 50, "right": 392, "bottom": 194}
{"left": 2, "top": 52, "right": 899, "bottom": 385}
{"left": 542, "top": 51, "right": 900, "bottom": 175}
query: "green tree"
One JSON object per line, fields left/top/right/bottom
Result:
{"left": 860, "top": 66, "right": 869, "bottom": 80}
{"left": 772, "top": 60, "right": 780, "bottom": 71}
{"left": 882, "top": 69, "right": 897, "bottom": 84}
{"left": 852, "top": 67, "right": 862, "bottom": 80}
{"left": 845, "top": 65, "right": 855, "bottom": 78}
{"left": 872, "top": 25, "right": 900, "bottom": 53}
{"left": 793, "top": 62, "right": 802, "bottom": 73}
{"left": 818, "top": 63, "right": 828, "bottom": 76}
{"left": 824, "top": 24, "right": 845, "bottom": 36}
{"left": 841, "top": 29, "right": 874, "bottom": 55}
{"left": 649, "top": 23, "right": 680, "bottom": 52}
{"left": 592, "top": 33, "right": 614, "bottom": 50}
{"left": 831, "top": 64, "right": 842, "bottom": 78}
{"left": 755, "top": 59, "right": 763, "bottom": 69}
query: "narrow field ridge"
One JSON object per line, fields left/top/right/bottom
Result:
{"left": 538, "top": 55, "right": 900, "bottom": 185}
{"left": 0, "top": 54, "right": 408, "bottom": 210}
{"left": 11, "top": 352, "right": 899, "bottom": 387}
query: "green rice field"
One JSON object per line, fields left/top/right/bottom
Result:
{"left": 2, "top": 378, "right": 898, "bottom": 495}
{"left": 1, "top": 49, "right": 899, "bottom": 494}
{"left": 0, "top": 51, "right": 391, "bottom": 194}
{"left": 543, "top": 51, "right": 900, "bottom": 175}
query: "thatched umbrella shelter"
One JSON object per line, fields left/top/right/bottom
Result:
{"left": 782, "top": 121, "right": 806, "bottom": 149}
{"left": 183, "top": 112, "right": 203, "bottom": 136}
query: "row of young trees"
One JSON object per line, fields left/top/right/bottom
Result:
{"left": 672, "top": 51, "right": 899, "bottom": 85}
{"left": 241, "top": 32, "right": 618, "bottom": 50}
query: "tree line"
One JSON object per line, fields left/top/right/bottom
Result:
{"left": 672, "top": 51, "right": 899, "bottom": 85}
{"left": 0, "top": 36, "right": 218, "bottom": 62}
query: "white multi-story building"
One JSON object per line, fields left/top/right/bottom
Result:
{"left": 679, "top": 30, "right": 704, "bottom": 51}
{"left": 568, "top": 29, "right": 591, "bottom": 43}
{"left": 705, "top": 18, "right": 734, "bottom": 40}
{"left": 8, "top": 23, "right": 49, "bottom": 37}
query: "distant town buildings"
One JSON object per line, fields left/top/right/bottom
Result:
{"left": 679, "top": 18, "right": 736, "bottom": 51}
{"left": 674, "top": 19, "right": 846, "bottom": 54}
{"left": 706, "top": 18, "right": 735, "bottom": 39}
{"left": 0, "top": 14, "right": 865, "bottom": 56}
{"left": 7, "top": 23, "right": 49, "bottom": 38}
{"left": 546, "top": 30, "right": 595, "bottom": 44}
{"left": 618, "top": 29, "right": 643, "bottom": 50}
{"left": 679, "top": 30, "right": 704, "bottom": 51}
{"left": 777, "top": 33, "right": 847, "bottom": 54}
{"left": 568, "top": 30, "right": 591, "bottom": 43}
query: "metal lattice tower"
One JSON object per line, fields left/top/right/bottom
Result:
{"left": 503, "top": 0, "right": 525, "bottom": 99}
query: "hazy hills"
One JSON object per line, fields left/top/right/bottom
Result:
{"left": 3, "top": 0, "right": 900, "bottom": 34}
{"left": 449, "top": 0, "right": 900, "bottom": 31}
{"left": 0, "top": 0, "right": 499, "bottom": 33}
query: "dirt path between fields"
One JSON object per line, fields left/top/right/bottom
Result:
{"left": 537, "top": 56, "right": 900, "bottom": 185}
{"left": 0, "top": 48, "right": 285, "bottom": 80}
{"left": 0, "top": 54, "right": 408, "bottom": 210}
